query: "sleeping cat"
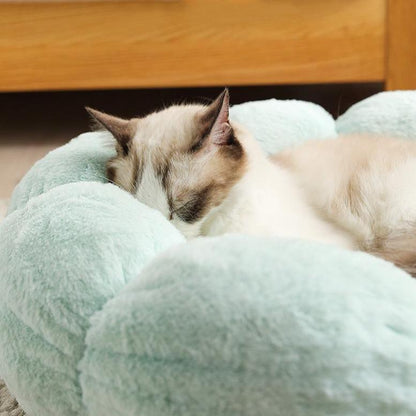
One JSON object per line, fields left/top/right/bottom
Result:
{"left": 87, "top": 89, "right": 416, "bottom": 276}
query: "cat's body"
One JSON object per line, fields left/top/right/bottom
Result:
{"left": 87, "top": 89, "right": 416, "bottom": 276}
{"left": 274, "top": 135, "right": 416, "bottom": 273}
{"left": 197, "top": 125, "right": 355, "bottom": 249}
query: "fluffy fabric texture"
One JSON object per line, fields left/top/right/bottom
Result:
{"left": 0, "top": 184, "right": 184, "bottom": 416}
{"left": 230, "top": 98, "right": 337, "bottom": 154}
{"left": 0, "top": 204, "right": 24, "bottom": 416}
{"left": 80, "top": 236, "right": 416, "bottom": 416}
{"left": 336, "top": 90, "right": 416, "bottom": 138}
{"left": 0, "top": 200, "right": 8, "bottom": 221}
{"left": 1, "top": 91, "right": 416, "bottom": 416}
{"left": 7, "top": 132, "right": 115, "bottom": 215}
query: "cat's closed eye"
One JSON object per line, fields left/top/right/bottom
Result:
{"left": 171, "top": 187, "right": 212, "bottom": 224}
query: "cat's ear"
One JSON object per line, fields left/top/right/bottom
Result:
{"left": 200, "top": 88, "right": 233, "bottom": 146}
{"left": 86, "top": 107, "right": 136, "bottom": 155}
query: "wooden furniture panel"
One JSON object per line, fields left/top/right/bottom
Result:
{"left": 0, "top": 0, "right": 385, "bottom": 92}
{"left": 386, "top": 0, "right": 416, "bottom": 90}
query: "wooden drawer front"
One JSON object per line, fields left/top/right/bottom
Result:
{"left": 0, "top": 0, "right": 385, "bottom": 92}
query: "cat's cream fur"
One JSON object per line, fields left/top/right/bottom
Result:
{"left": 87, "top": 89, "right": 416, "bottom": 276}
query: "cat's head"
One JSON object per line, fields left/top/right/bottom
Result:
{"left": 86, "top": 89, "right": 248, "bottom": 238}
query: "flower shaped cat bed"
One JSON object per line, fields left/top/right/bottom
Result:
{"left": 1, "top": 91, "right": 416, "bottom": 416}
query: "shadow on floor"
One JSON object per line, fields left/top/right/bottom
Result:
{"left": 0, "top": 83, "right": 383, "bottom": 145}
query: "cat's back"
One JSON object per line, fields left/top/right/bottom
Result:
{"left": 273, "top": 134, "right": 416, "bottom": 179}
{"left": 272, "top": 134, "right": 416, "bottom": 243}
{"left": 273, "top": 134, "right": 416, "bottom": 198}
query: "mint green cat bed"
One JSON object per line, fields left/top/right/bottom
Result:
{"left": 1, "top": 91, "right": 416, "bottom": 416}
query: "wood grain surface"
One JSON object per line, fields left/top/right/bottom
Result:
{"left": 0, "top": 0, "right": 385, "bottom": 91}
{"left": 386, "top": 0, "right": 416, "bottom": 90}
